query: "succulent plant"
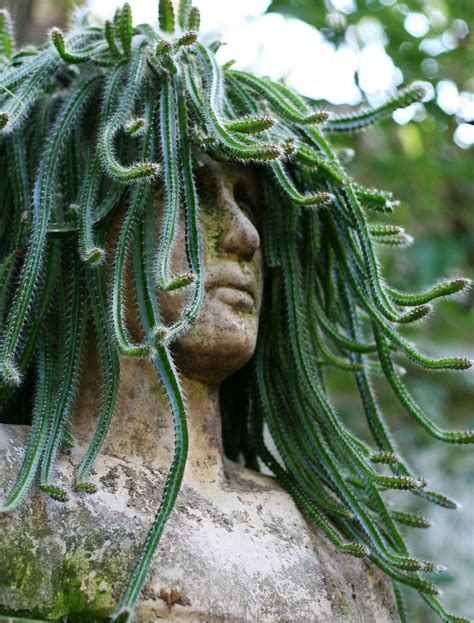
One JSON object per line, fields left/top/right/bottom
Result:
{"left": 0, "top": 2, "right": 471, "bottom": 621}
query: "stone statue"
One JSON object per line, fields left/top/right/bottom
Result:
{"left": 1, "top": 2, "right": 471, "bottom": 622}
{"left": 0, "top": 159, "right": 398, "bottom": 622}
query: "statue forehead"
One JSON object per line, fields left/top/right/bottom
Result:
{"left": 193, "top": 154, "right": 261, "bottom": 208}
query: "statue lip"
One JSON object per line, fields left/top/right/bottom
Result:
{"left": 205, "top": 263, "right": 258, "bottom": 302}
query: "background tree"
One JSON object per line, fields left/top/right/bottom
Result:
{"left": 3, "top": 0, "right": 83, "bottom": 44}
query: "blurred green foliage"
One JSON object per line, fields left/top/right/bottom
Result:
{"left": 266, "top": 2, "right": 473, "bottom": 620}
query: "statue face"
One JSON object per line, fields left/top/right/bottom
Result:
{"left": 157, "top": 157, "right": 264, "bottom": 385}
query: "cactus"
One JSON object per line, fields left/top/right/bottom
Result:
{"left": 0, "top": 3, "right": 471, "bottom": 623}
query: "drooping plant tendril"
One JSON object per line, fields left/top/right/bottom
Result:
{"left": 0, "top": 3, "right": 471, "bottom": 622}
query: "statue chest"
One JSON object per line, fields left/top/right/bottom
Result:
{"left": 0, "top": 426, "right": 398, "bottom": 622}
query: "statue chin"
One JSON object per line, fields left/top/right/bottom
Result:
{"left": 171, "top": 292, "right": 260, "bottom": 385}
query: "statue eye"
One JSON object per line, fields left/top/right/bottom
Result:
{"left": 234, "top": 180, "right": 258, "bottom": 226}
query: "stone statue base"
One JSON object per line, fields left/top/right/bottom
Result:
{"left": 0, "top": 425, "right": 399, "bottom": 622}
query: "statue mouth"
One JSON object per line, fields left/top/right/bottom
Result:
{"left": 212, "top": 286, "right": 255, "bottom": 310}
{"left": 205, "top": 263, "right": 258, "bottom": 308}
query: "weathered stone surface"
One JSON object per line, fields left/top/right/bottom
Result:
{"left": 0, "top": 425, "right": 399, "bottom": 622}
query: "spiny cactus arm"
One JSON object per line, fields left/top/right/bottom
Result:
{"left": 0, "top": 243, "right": 60, "bottom": 410}
{"left": 181, "top": 63, "right": 207, "bottom": 125}
{"left": 112, "top": 90, "right": 156, "bottom": 357}
{"left": 159, "top": 0, "right": 176, "bottom": 34}
{"left": 267, "top": 355, "right": 362, "bottom": 520}
{"left": 278, "top": 215, "right": 445, "bottom": 575}
{"left": 295, "top": 217, "right": 427, "bottom": 492}
{"left": 374, "top": 326, "right": 474, "bottom": 444}
{"left": 325, "top": 213, "right": 472, "bottom": 371}
{"left": 112, "top": 210, "right": 188, "bottom": 618}
{"left": 44, "top": 182, "right": 123, "bottom": 237}
{"left": 367, "top": 550, "right": 440, "bottom": 595}
{"left": 94, "top": 184, "right": 124, "bottom": 226}
{"left": 270, "top": 161, "right": 333, "bottom": 207}
{"left": 387, "top": 278, "right": 471, "bottom": 306}
{"left": 256, "top": 327, "right": 354, "bottom": 519}
{"left": 177, "top": 0, "right": 192, "bottom": 30}
{"left": 354, "top": 185, "right": 398, "bottom": 213}
{"left": 393, "top": 583, "right": 409, "bottom": 623}
{"left": 0, "top": 329, "right": 54, "bottom": 512}
{"left": 223, "top": 75, "right": 331, "bottom": 206}
{"left": 372, "top": 232, "right": 414, "bottom": 247}
{"left": 0, "top": 74, "right": 100, "bottom": 385}
{"left": 40, "top": 254, "right": 87, "bottom": 495}
{"left": 193, "top": 43, "right": 282, "bottom": 161}
{"left": 154, "top": 77, "right": 192, "bottom": 294}
{"left": 341, "top": 185, "right": 403, "bottom": 321}
{"left": 187, "top": 6, "right": 200, "bottom": 31}
{"left": 250, "top": 369, "right": 366, "bottom": 555}
{"left": 0, "top": 50, "right": 60, "bottom": 133}
{"left": 357, "top": 357, "right": 462, "bottom": 511}
{"left": 1, "top": 28, "right": 96, "bottom": 96}
{"left": 78, "top": 155, "right": 104, "bottom": 264}
{"left": 104, "top": 20, "right": 121, "bottom": 57}
{"left": 50, "top": 27, "right": 108, "bottom": 64}
{"left": 0, "top": 46, "right": 52, "bottom": 95}
{"left": 163, "top": 82, "right": 204, "bottom": 339}
{"left": 226, "top": 114, "right": 275, "bottom": 134}
{"left": 278, "top": 378, "right": 423, "bottom": 569}
{"left": 422, "top": 595, "right": 471, "bottom": 623}
{"left": 0, "top": 253, "right": 16, "bottom": 323}
{"left": 308, "top": 311, "right": 364, "bottom": 371}
{"left": 117, "top": 3, "right": 133, "bottom": 55}
{"left": 230, "top": 70, "right": 329, "bottom": 126}
{"left": 325, "top": 83, "right": 427, "bottom": 133}
{"left": 260, "top": 185, "right": 282, "bottom": 267}
{"left": 114, "top": 343, "right": 188, "bottom": 614}
{"left": 369, "top": 223, "right": 408, "bottom": 241}
{"left": 6, "top": 133, "right": 30, "bottom": 243}
{"left": 294, "top": 144, "right": 346, "bottom": 186}
{"left": 75, "top": 260, "right": 120, "bottom": 491}
{"left": 97, "top": 41, "right": 160, "bottom": 182}
{"left": 230, "top": 73, "right": 401, "bottom": 323}
{"left": 391, "top": 511, "right": 432, "bottom": 529}
{"left": 338, "top": 271, "right": 464, "bottom": 510}
{"left": 0, "top": 9, "right": 14, "bottom": 60}
{"left": 311, "top": 294, "right": 379, "bottom": 353}
{"left": 0, "top": 28, "right": 101, "bottom": 132}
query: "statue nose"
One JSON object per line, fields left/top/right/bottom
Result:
{"left": 218, "top": 191, "right": 260, "bottom": 261}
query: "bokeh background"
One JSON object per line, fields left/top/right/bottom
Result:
{"left": 2, "top": 0, "right": 473, "bottom": 620}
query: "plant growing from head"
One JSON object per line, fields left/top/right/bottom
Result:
{"left": 0, "top": 2, "right": 472, "bottom": 621}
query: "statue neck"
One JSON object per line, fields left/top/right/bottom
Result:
{"left": 74, "top": 353, "right": 227, "bottom": 488}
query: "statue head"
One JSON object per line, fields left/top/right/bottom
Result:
{"left": 154, "top": 156, "right": 263, "bottom": 385}
{"left": 0, "top": 2, "right": 471, "bottom": 621}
